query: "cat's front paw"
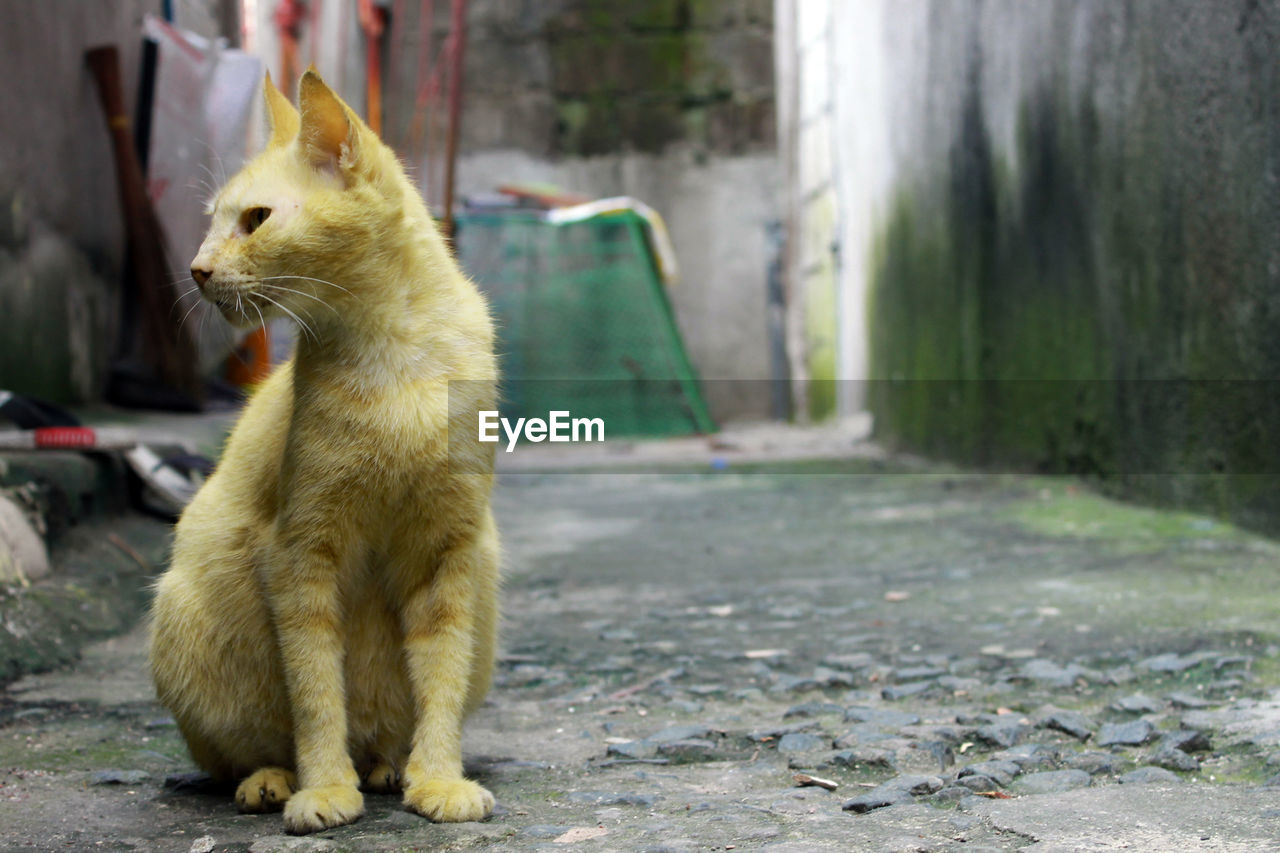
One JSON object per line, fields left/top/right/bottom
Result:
{"left": 283, "top": 785, "right": 364, "bottom": 834}
{"left": 403, "top": 778, "right": 494, "bottom": 822}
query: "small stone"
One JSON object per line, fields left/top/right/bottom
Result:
{"left": 1014, "top": 769, "right": 1091, "bottom": 794}
{"left": 895, "top": 666, "right": 946, "bottom": 681}
{"left": 813, "top": 667, "right": 858, "bottom": 688}
{"left": 1065, "top": 751, "right": 1121, "bottom": 776}
{"left": 607, "top": 741, "right": 658, "bottom": 760}
{"left": 827, "top": 747, "right": 896, "bottom": 770}
{"left": 1150, "top": 746, "right": 1199, "bottom": 772}
{"left": 958, "top": 760, "right": 1021, "bottom": 787}
{"left": 1167, "top": 692, "right": 1213, "bottom": 709}
{"left": 567, "top": 791, "right": 659, "bottom": 807}
{"left": 1119, "top": 766, "right": 1180, "bottom": 785}
{"left": 1113, "top": 694, "right": 1163, "bottom": 714}
{"left": 823, "top": 652, "right": 874, "bottom": 670}
{"left": 928, "top": 786, "right": 973, "bottom": 804}
{"left": 783, "top": 701, "right": 844, "bottom": 719}
{"left": 975, "top": 723, "right": 1027, "bottom": 749}
{"left": 1021, "top": 659, "right": 1094, "bottom": 689}
{"left": 249, "top": 837, "right": 339, "bottom": 853}
{"left": 994, "top": 744, "right": 1060, "bottom": 770}
{"left": 1041, "top": 710, "right": 1095, "bottom": 741}
{"left": 771, "top": 674, "right": 821, "bottom": 694}
{"left": 1162, "top": 729, "right": 1212, "bottom": 753}
{"left": 954, "top": 774, "right": 1002, "bottom": 792}
{"left": 656, "top": 739, "right": 717, "bottom": 763}
{"left": 834, "top": 724, "right": 893, "bottom": 748}
{"left": 91, "top": 769, "right": 151, "bottom": 786}
{"left": 732, "top": 687, "right": 764, "bottom": 702}
{"left": 881, "top": 681, "right": 935, "bottom": 701}
{"left": 646, "top": 725, "right": 712, "bottom": 744}
{"left": 1098, "top": 719, "right": 1156, "bottom": 747}
{"left": 882, "top": 774, "right": 945, "bottom": 796}
{"left": 938, "top": 676, "right": 982, "bottom": 693}
{"left": 844, "top": 707, "right": 921, "bottom": 728}
{"left": 842, "top": 787, "right": 913, "bottom": 813}
{"left": 748, "top": 721, "right": 821, "bottom": 743}
{"left": 777, "top": 733, "right": 829, "bottom": 754}
{"left": 189, "top": 839, "right": 216, "bottom": 853}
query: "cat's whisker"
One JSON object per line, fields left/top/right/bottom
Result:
{"left": 171, "top": 286, "right": 203, "bottom": 320}
{"left": 177, "top": 295, "right": 205, "bottom": 335}
{"left": 260, "top": 283, "right": 340, "bottom": 316}
{"left": 257, "top": 291, "right": 319, "bottom": 344}
{"left": 260, "top": 275, "right": 353, "bottom": 296}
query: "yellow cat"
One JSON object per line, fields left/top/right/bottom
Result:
{"left": 149, "top": 70, "right": 500, "bottom": 835}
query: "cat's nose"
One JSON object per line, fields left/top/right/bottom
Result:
{"left": 190, "top": 266, "right": 212, "bottom": 288}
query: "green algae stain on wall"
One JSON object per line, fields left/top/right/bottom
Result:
{"left": 867, "top": 71, "right": 1280, "bottom": 534}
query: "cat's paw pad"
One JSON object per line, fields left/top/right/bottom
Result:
{"left": 282, "top": 785, "right": 364, "bottom": 834}
{"left": 361, "top": 761, "right": 401, "bottom": 793}
{"left": 236, "top": 767, "right": 297, "bottom": 813}
{"left": 403, "top": 778, "right": 494, "bottom": 822}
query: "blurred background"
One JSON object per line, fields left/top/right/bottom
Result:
{"left": 1, "top": 0, "right": 1278, "bottom": 530}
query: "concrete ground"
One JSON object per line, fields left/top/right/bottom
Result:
{"left": 3, "top": 422, "right": 1280, "bottom": 851}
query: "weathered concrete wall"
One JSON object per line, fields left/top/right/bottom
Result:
{"left": 0, "top": 1, "right": 160, "bottom": 402}
{"left": 380, "top": 0, "right": 780, "bottom": 422}
{"left": 851, "top": 1, "right": 1280, "bottom": 530}
{"left": 0, "top": 1, "right": 235, "bottom": 403}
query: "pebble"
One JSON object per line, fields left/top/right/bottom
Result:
{"left": 1161, "top": 729, "right": 1212, "bottom": 753}
{"left": 1014, "top": 769, "right": 1092, "bottom": 794}
{"left": 974, "top": 722, "right": 1027, "bottom": 749}
{"left": 1150, "top": 746, "right": 1199, "bottom": 772}
{"left": 783, "top": 701, "right": 843, "bottom": 719}
{"left": 656, "top": 739, "right": 718, "bottom": 763}
{"left": 881, "top": 681, "right": 935, "bottom": 701}
{"left": 834, "top": 724, "right": 893, "bottom": 748}
{"left": 1021, "top": 660, "right": 1097, "bottom": 689}
{"left": 1041, "top": 710, "right": 1095, "bottom": 741}
{"left": 955, "top": 774, "right": 1002, "bottom": 792}
{"left": 958, "top": 760, "right": 1021, "bottom": 787}
{"left": 1064, "top": 751, "right": 1121, "bottom": 775}
{"left": 91, "top": 770, "right": 151, "bottom": 786}
{"left": 608, "top": 741, "right": 659, "bottom": 760}
{"left": 770, "top": 674, "right": 821, "bottom": 694}
{"left": 827, "top": 747, "right": 897, "bottom": 770}
{"left": 1118, "top": 766, "right": 1181, "bottom": 785}
{"left": 844, "top": 707, "right": 921, "bottom": 728}
{"left": 1113, "top": 694, "right": 1163, "bottom": 714}
{"left": 776, "top": 733, "right": 829, "bottom": 754}
{"left": 749, "top": 721, "right": 820, "bottom": 742}
{"left": 1098, "top": 719, "right": 1156, "bottom": 747}
{"left": 842, "top": 787, "right": 913, "bottom": 814}
{"left": 567, "top": 791, "right": 660, "bottom": 807}
{"left": 1167, "top": 691, "right": 1213, "bottom": 709}
{"left": 994, "top": 744, "right": 1060, "bottom": 770}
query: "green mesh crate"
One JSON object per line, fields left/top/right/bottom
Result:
{"left": 454, "top": 209, "right": 714, "bottom": 437}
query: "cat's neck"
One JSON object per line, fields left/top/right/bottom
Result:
{"left": 291, "top": 218, "right": 482, "bottom": 389}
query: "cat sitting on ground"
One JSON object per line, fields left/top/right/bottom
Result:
{"left": 149, "top": 70, "right": 500, "bottom": 835}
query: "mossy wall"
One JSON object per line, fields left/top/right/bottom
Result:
{"left": 867, "top": 1, "right": 1280, "bottom": 533}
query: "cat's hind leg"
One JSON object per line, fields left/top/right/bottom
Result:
{"left": 236, "top": 767, "right": 297, "bottom": 812}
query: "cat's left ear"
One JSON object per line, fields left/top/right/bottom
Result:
{"left": 297, "top": 68, "right": 361, "bottom": 180}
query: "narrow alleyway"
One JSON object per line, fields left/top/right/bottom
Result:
{"left": 3, "top": 456, "right": 1280, "bottom": 850}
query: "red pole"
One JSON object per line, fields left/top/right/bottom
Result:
{"left": 442, "top": 0, "right": 466, "bottom": 240}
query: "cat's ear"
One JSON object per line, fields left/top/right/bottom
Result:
{"left": 263, "top": 71, "right": 300, "bottom": 149}
{"left": 297, "top": 67, "right": 360, "bottom": 179}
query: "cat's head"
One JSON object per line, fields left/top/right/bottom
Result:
{"left": 190, "top": 69, "right": 403, "bottom": 330}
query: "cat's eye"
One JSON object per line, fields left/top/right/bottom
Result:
{"left": 242, "top": 206, "right": 272, "bottom": 234}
